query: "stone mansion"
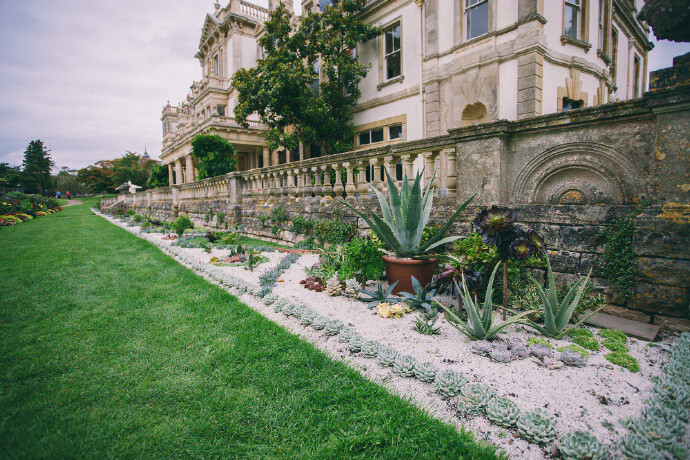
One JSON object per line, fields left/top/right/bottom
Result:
{"left": 160, "top": 0, "right": 652, "bottom": 186}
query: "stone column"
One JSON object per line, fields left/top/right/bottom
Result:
{"left": 175, "top": 160, "right": 183, "bottom": 185}
{"left": 322, "top": 166, "right": 333, "bottom": 196}
{"left": 167, "top": 163, "right": 174, "bottom": 186}
{"left": 425, "top": 150, "right": 441, "bottom": 191}
{"left": 312, "top": 167, "right": 323, "bottom": 196}
{"left": 263, "top": 147, "right": 270, "bottom": 167}
{"left": 356, "top": 160, "right": 368, "bottom": 196}
{"left": 185, "top": 155, "right": 194, "bottom": 183}
{"left": 342, "top": 162, "right": 356, "bottom": 197}
{"left": 517, "top": 52, "right": 544, "bottom": 120}
{"left": 401, "top": 154, "right": 416, "bottom": 183}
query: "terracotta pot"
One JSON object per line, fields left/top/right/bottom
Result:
{"left": 382, "top": 255, "right": 438, "bottom": 295}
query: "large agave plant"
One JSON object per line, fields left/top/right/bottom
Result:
{"left": 339, "top": 168, "right": 475, "bottom": 258}
{"left": 439, "top": 262, "right": 536, "bottom": 340}
{"left": 558, "top": 431, "right": 607, "bottom": 460}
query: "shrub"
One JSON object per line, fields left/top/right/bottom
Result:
{"left": 271, "top": 206, "right": 288, "bottom": 223}
{"left": 339, "top": 236, "right": 384, "bottom": 282}
{"left": 173, "top": 215, "right": 194, "bottom": 237}
{"left": 291, "top": 215, "right": 314, "bottom": 235}
{"left": 313, "top": 217, "right": 356, "bottom": 245}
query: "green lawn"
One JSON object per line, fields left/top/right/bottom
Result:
{"left": 0, "top": 200, "right": 501, "bottom": 459}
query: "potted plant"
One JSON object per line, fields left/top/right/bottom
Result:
{"left": 339, "top": 168, "right": 474, "bottom": 294}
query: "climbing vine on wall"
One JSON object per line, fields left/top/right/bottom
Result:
{"left": 599, "top": 202, "right": 650, "bottom": 302}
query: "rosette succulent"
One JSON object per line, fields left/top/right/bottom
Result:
{"left": 435, "top": 369, "right": 467, "bottom": 398}
{"left": 516, "top": 409, "right": 556, "bottom": 445}
{"left": 456, "top": 383, "right": 496, "bottom": 415}
{"left": 311, "top": 315, "right": 329, "bottom": 330}
{"left": 393, "top": 355, "right": 418, "bottom": 378}
{"left": 414, "top": 361, "right": 438, "bottom": 383}
{"left": 325, "top": 319, "right": 344, "bottom": 336}
{"left": 337, "top": 327, "right": 355, "bottom": 343}
{"left": 281, "top": 303, "right": 295, "bottom": 316}
{"left": 471, "top": 340, "right": 492, "bottom": 356}
{"left": 377, "top": 347, "right": 399, "bottom": 367}
{"left": 560, "top": 349, "right": 587, "bottom": 367}
{"left": 529, "top": 344, "right": 553, "bottom": 359}
{"left": 641, "top": 406, "right": 685, "bottom": 437}
{"left": 300, "top": 309, "right": 317, "bottom": 325}
{"left": 361, "top": 340, "right": 381, "bottom": 358}
{"left": 273, "top": 298, "right": 289, "bottom": 313}
{"left": 509, "top": 236, "right": 536, "bottom": 261}
{"left": 558, "top": 431, "right": 607, "bottom": 460}
{"left": 486, "top": 397, "right": 521, "bottom": 428}
{"left": 473, "top": 206, "right": 518, "bottom": 247}
{"left": 645, "top": 395, "right": 689, "bottom": 423}
{"left": 490, "top": 346, "right": 514, "bottom": 363}
{"left": 621, "top": 432, "right": 664, "bottom": 460}
{"left": 349, "top": 334, "right": 364, "bottom": 353}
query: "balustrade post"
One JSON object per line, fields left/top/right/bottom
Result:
{"left": 167, "top": 163, "right": 174, "bottom": 186}
{"left": 304, "top": 167, "right": 313, "bottom": 197}
{"left": 446, "top": 148, "right": 457, "bottom": 195}
{"left": 333, "top": 164, "right": 345, "bottom": 197}
{"left": 425, "top": 150, "right": 441, "bottom": 191}
{"left": 356, "top": 160, "right": 368, "bottom": 196}
{"left": 401, "top": 154, "right": 416, "bottom": 185}
{"left": 312, "top": 167, "right": 322, "bottom": 196}
{"left": 342, "top": 162, "right": 356, "bottom": 197}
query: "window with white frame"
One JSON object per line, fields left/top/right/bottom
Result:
{"left": 358, "top": 128, "right": 384, "bottom": 146}
{"left": 384, "top": 23, "right": 401, "bottom": 80}
{"left": 564, "top": 0, "right": 581, "bottom": 39}
{"left": 389, "top": 124, "right": 403, "bottom": 140}
{"left": 466, "top": 0, "right": 489, "bottom": 40}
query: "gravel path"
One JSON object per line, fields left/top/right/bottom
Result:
{"left": 97, "top": 211, "right": 680, "bottom": 459}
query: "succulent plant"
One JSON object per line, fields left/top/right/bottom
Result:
{"left": 281, "top": 303, "right": 295, "bottom": 316}
{"left": 620, "top": 432, "right": 664, "bottom": 460}
{"left": 361, "top": 340, "right": 381, "bottom": 358}
{"left": 486, "top": 397, "right": 521, "bottom": 428}
{"left": 414, "top": 361, "right": 438, "bottom": 383}
{"left": 325, "top": 274, "right": 343, "bottom": 296}
{"left": 490, "top": 346, "right": 514, "bottom": 363}
{"left": 393, "top": 355, "right": 418, "bottom": 378}
{"left": 273, "top": 298, "right": 288, "bottom": 313}
{"left": 300, "top": 309, "right": 317, "bottom": 325}
{"left": 344, "top": 278, "right": 361, "bottom": 299}
{"left": 412, "top": 312, "right": 441, "bottom": 335}
{"left": 349, "top": 334, "right": 364, "bottom": 353}
{"left": 516, "top": 409, "right": 556, "bottom": 445}
{"left": 509, "top": 236, "right": 536, "bottom": 261}
{"left": 290, "top": 304, "right": 306, "bottom": 317}
{"left": 558, "top": 431, "right": 607, "bottom": 460}
{"left": 325, "top": 319, "right": 344, "bottom": 336}
{"left": 529, "top": 344, "right": 553, "bottom": 359}
{"left": 471, "top": 340, "right": 493, "bottom": 356}
{"left": 337, "top": 327, "right": 355, "bottom": 343}
{"left": 456, "top": 383, "right": 496, "bottom": 415}
{"left": 664, "top": 361, "right": 690, "bottom": 385}
{"left": 257, "top": 286, "right": 272, "bottom": 298}
{"left": 435, "top": 369, "right": 467, "bottom": 398}
{"left": 641, "top": 406, "right": 685, "bottom": 437}
{"left": 359, "top": 281, "right": 401, "bottom": 309}
{"left": 376, "top": 302, "right": 407, "bottom": 318}
{"left": 645, "top": 395, "right": 689, "bottom": 423}
{"left": 560, "top": 349, "right": 587, "bottom": 367}
{"left": 473, "top": 205, "right": 518, "bottom": 246}
{"left": 653, "top": 375, "right": 690, "bottom": 407}
{"left": 311, "top": 315, "right": 329, "bottom": 330}
{"left": 377, "top": 347, "right": 399, "bottom": 367}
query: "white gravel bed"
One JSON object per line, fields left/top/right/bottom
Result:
{"left": 98, "top": 212, "right": 676, "bottom": 459}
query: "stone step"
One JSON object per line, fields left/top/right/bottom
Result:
{"left": 584, "top": 311, "right": 661, "bottom": 341}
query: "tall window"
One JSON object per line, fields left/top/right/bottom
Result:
{"left": 633, "top": 55, "right": 641, "bottom": 97}
{"left": 213, "top": 55, "right": 219, "bottom": 76}
{"left": 564, "top": 0, "right": 581, "bottom": 39}
{"left": 384, "top": 23, "right": 401, "bottom": 80}
{"left": 610, "top": 28, "right": 618, "bottom": 84}
{"left": 598, "top": 0, "right": 605, "bottom": 50}
{"left": 466, "top": 0, "right": 488, "bottom": 40}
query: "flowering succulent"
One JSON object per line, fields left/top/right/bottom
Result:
{"left": 435, "top": 369, "right": 467, "bottom": 398}
{"left": 414, "top": 361, "right": 438, "bottom": 383}
{"left": 456, "top": 383, "right": 496, "bottom": 415}
{"left": 558, "top": 431, "right": 607, "bottom": 460}
{"left": 393, "top": 355, "right": 418, "bottom": 378}
{"left": 377, "top": 347, "right": 399, "bottom": 367}
{"left": 325, "top": 319, "right": 344, "bottom": 336}
{"left": 311, "top": 315, "right": 329, "bottom": 330}
{"left": 337, "top": 327, "right": 355, "bottom": 343}
{"left": 349, "top": 334, "right": 364, "bottom": 353}
{"left": 517, "top": 409, "right": 556, "bottom": 445}
{"left": 486, "top": 397, "right": 521, "bottom": 428}
{"left": 361, "top": 340, "right": 381, "bottom": 358}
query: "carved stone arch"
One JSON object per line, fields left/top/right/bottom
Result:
{"left": 512, "top": 142, "right": 643, "bottom": 205}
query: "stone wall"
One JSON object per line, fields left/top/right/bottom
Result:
{"left": 120, "top": 86, "right": 689, "bottom": 328}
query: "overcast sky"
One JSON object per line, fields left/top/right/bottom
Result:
{"left": 0, "top": 1, "right": 688, "bottom": 171}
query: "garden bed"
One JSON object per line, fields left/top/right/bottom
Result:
{"left": 98, "top": 210, "right": 689, "bottom": 460}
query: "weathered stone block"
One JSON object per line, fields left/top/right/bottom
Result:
{"left": 633, "top": 227, "right": 690, "bottom": 260}
{"left": 630, "top": 282, "right": 689, "bottom": 318}
{"left": 600, "top": 304, "right": 651, "bottom": 324}
{"left": 654, "top": 315, "right": 690, "bottom": 332}
{"left": 637, "top": 256, "right": 690, "bottom": 287}
{"left": 560, "top": 225, "right": 604, "bottom": 252}
{"left": 547, "top": 250, "right": 580, "bottom": 273}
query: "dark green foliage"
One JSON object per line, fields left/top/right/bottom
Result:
{"left": 146, "top": 163, "right": 169, "bottom": 188}
{"left": 78, "top": 152, "right": 158, "bottom": 193}
{"left": 0, "top": 200, "right": 501, "bottom": 459}
{"left": 270, "top": 206, "right": 288, "bottom": 223}
{"left": 600, "top": 203, "right": 649, "bottom": 301}
{"left": 339, "top": 236, "right": 384, "bottom": 282}
{"left": 55, "top": 168, "right": 91, "bottom": 195}
{"left": 412, "top": 312, "right": 441, "bottom": 335}
{"left": 173, "top": 215, "right": 193, "bottom": 237}
{"left": 232, "top": 0, "right": 379, "bottom": 154}
{"left": 313, "top": 216, "right": 356, "bottom": 245}
{"left": 600, "top": 328, "right": 628, "bottom": 343}
{"left": 0, "top": 162, "right": 22, "bottom": 188}
{"left": 191, "top": 134, "right": 237, "bottom": 180}
{"left": 399, "top": 276, "right": 439, "bottom": 315}
{"left": 603, "top": 337, "right": 629, "bottom": 352}
{"left": 359, "top": 281, "right": 400, "bottom": 309}
{"left": 21, "top": 139, "right": 54, "bottom": 193}
{"left": 573, "top": 336, "right": 600, "bottom": 351}
{"left": 291, "top": 215, "right": 314, "bottom": 234}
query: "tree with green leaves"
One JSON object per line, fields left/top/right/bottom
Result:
{"left": 146, "top": 164, "right": 169, "bottom": 189}
{"left": 21, "top": 140, "right": 54, "bottom": 193}
{"left": 191, "top": 134, "right": 237, "bottom": 180}
{"left": 77, "top": 152, "right": 158, "bottom": 193}
{"left": 0, "top": 163, "right": 22, "bottom": 189}
{"left": 233, "top": 0, "right": 379, "bottom": 155}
